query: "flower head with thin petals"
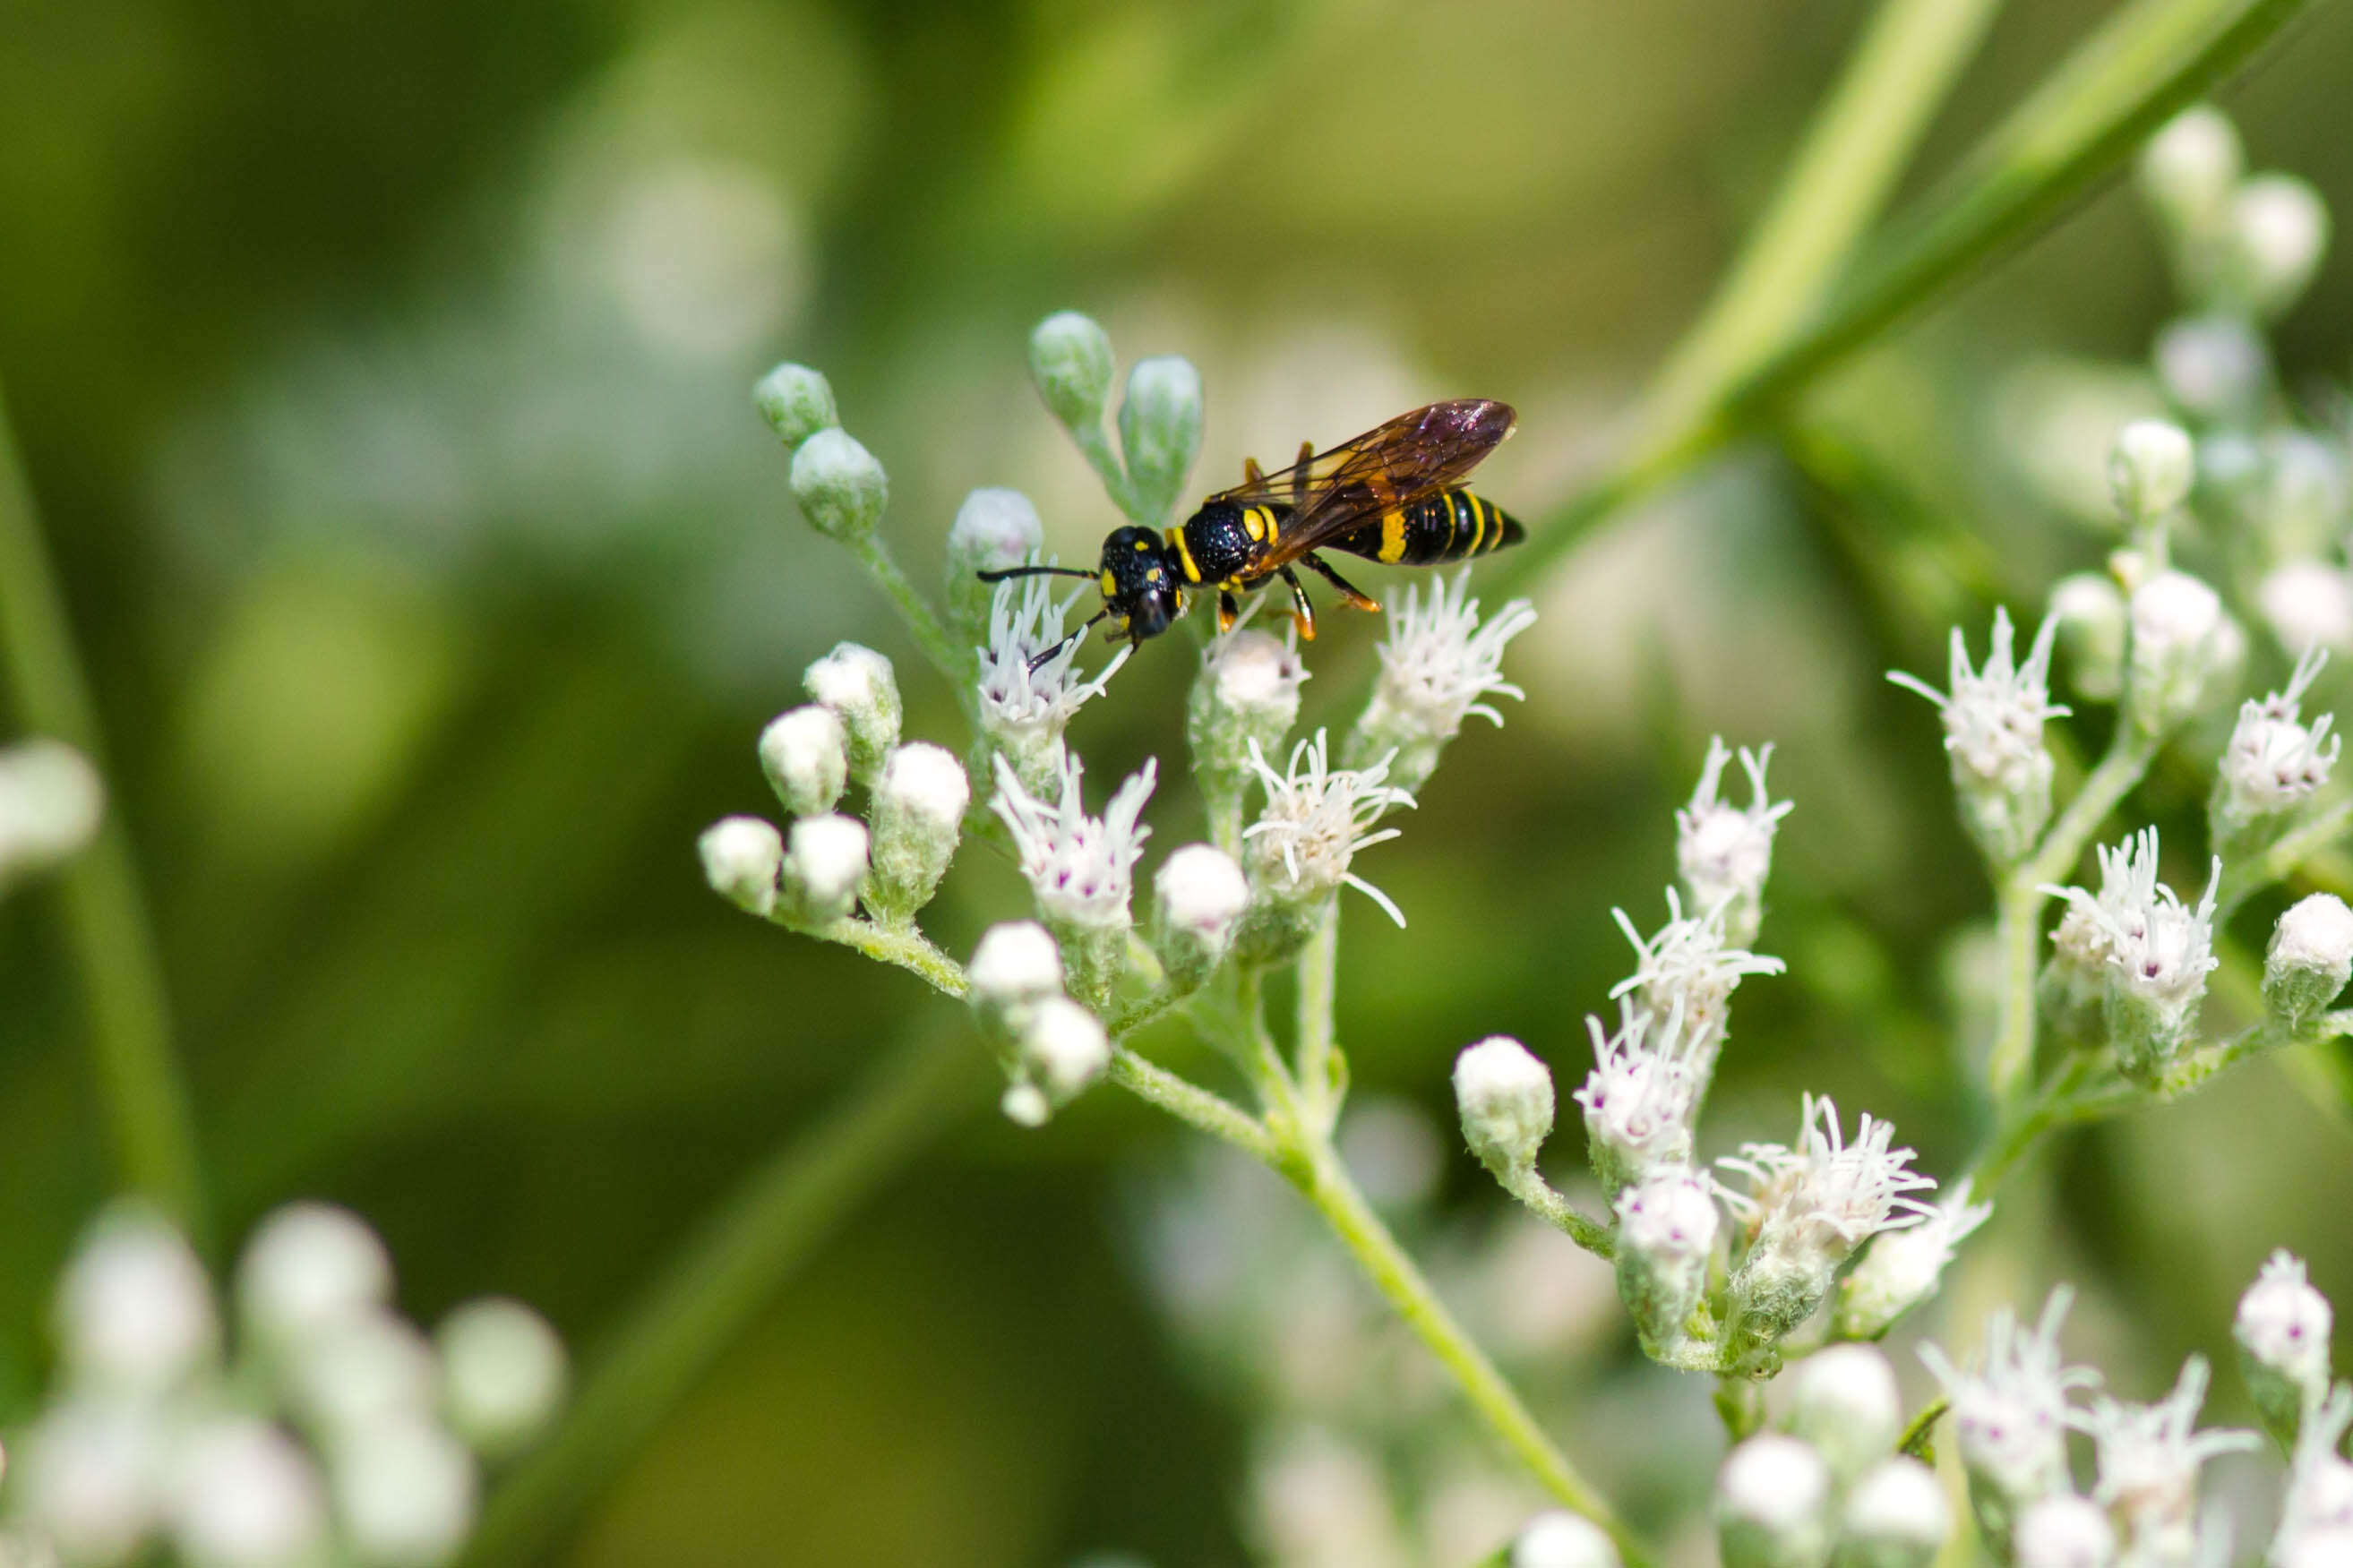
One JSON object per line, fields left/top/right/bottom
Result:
{"left": 1609, "top": 888, "right": 1784, "bottom": 1064}
{"left": 1367, "top": 570, "right": 1536, "bottom": 736}
{"left": 976, "top": 569, "right": 1131, "bottom": 767}
{"left": 1718, "top": 1094, "right": 1938, "bottom": 1266}
{"left": 991, "top": 752, "right": 1155, "bottom": 932}
{"left": 1242, "top": 730, "right": 1415, "bottom": 926}
{"left": 2275, "top": 1385, "right": 2353, "bottom": 1557}
{"left": 1676, "top": 737, "right": 1791, "bottom": 941}
{"left": 1889, "top": 607, "right": 2070, "bottom": 793}
{"left": 1919, "top": 1289, "right": 2101, "bottom": 1504}
{"left": 1572, "top": 998, "right": 1705, "bottom": 1192}
{"left": 2083, "top": 1356, "right": 2258, "bottom": 1555}
{"left": 1835, "top": 1177, "right": 1995, "bottom": 1340}
{"left": 2220, "top": 646, "right": 2340, "bottom": 827}
{"left": 2045, "top": 828, "right": 2220, "bottom": 1009}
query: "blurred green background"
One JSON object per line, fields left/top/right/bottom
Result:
{"left": 5, "top": 0, "right": 2353, "bottom": 1562}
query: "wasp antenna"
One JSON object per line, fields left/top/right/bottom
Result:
{"left": 976, "top": 564, "right": 1098, "bottom": 584}
{"left": 1022, "top": 609, "right": 1112, "bottom": 674}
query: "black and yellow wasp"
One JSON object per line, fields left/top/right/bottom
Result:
{"left": 981, "top": 399, "right": 1524, "bottom": 664}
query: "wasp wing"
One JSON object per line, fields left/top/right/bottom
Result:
{"left": 1203, "top": 400, "right": 1516, "bottom": 570}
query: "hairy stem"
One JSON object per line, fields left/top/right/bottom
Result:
{"left": 1293, "top": 904, "right": 1342, "bottom": 1133}
{"left": 811, "top": 916, "right": 971, "bottom": 997}
{"left": 0, "top": 381, "right": 207, "bottom": 1233}
{"left": 1108, "top": 1046, "right": 1274, "bottom": 1161}
{"left": 1499, "top": 1166, "right": 1616, "bottom": 1258}
{"left": 459, "top": 1029, "right": 986, "bottom": 1567}
{"left": 845, "top": 533, "right": 969, "bottom": 690}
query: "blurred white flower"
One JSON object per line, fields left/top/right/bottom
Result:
{"left": 327, "top": 1416, "right": 477, "bottom": 1568}
{"left": 1920, "top": 1289, "right": 2099, "bottom": 1507}
{"left": 237, "top": 1204, "right": 394, "bottom": 1351}
{"left": 0, "top": 739, "right": 105, "bottom": 892}
{"left": 2217, "top": 647, "right": 2340, "bottom": 829}
{"left": 1834, "top": 1177, "right": 1993, "bottom": 1340}
{"left": 2082, "top": 1356, "right": 2256, "bottom": 1562}
{"left": 1608, "top": 888, "right": 1783, "bottom": 1062}
{"left": 167, "top": 1418, "right": 329, "bottom": 1568}
{"left": 2260, "top": 561, "right": 2353, "bottom": 655}
{"left": 435, "top": 1298, "right": 568, "bottom": 1461}
{"left": 56, "top": 1205, "right": 219, "bottom": 1397}
{"left": 1889, "top": 608, "right": 2067, "bottom": 862}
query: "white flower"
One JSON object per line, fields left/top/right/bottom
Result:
{"left": 1716, "top": 1435, "right": 1831, "bottom": 1568}
{"left": 1609, "top": 889, "right": 1784, "bottom": 1068}
{"left": 1574, "top": 999, "right": 1706, "bottom": 1193}
{"left": 803, "top": 642, "right": 900, "bottom": 782}
{"left": 236, "top": 1204, "right": 394, "bottom": 1350}
{"left": 435, "top": 1298, "right": 568, "bottom": 1461}
{"left": 2219, "top": 647, "right": 2340, "bottom": 827}
{"left": 1152, "top": 843, "right": 1249, "bottom": 985}
{"left": 1788, "top": 1344, "right": 1902, "bottom": 1482}
{"left": 286, "top": 1307, "right": 440, "bottom": 1438}
{"left": 1612, "top": 1169, "right": 1720, "bottom": 1349}
{"left": 976, "top": 570, "right": 1131, "bottom": 776}
{"left": 2229, "top": 174, "right": 2330, "bottom": 318}
{"left": 2083, "top": 1356, "right": 2257, "bottom": 1560}
{"left": 1675, "top": 737, "right": 1791, "bottom": 944}
{"left": 1889, "top": 608, "right": 2068, "bottom": 861}
{"left": 992, "top": 751, "right": 1155, "bottom": 934}
{"left": 0, "top": 738, "right": 105, "bottom": 889}
{"left": 2267, "top": 894, "right": 2353, "bottom": 1024}
{"left": 2260, "top": 561, "right": 2353, "bottom": 655}
{"left": 2275, "top": 1385, "right": 2353, "bottom": 1559}
{"left": 2156, "top": 315, "right": 2268, "bottom": 421}
{"left": 2014, "top": 1492, "right": 2118, "bottom": 1568}
{"left": 2045, "top": 828, "right": 2220, "bottom": 1066}
{"left": 2139, "top": 106, "right": 2241, "bottom": 230}
{"left": 328, "top": 1415, "right": 477, "bottom": 1568}
{"left": 1352, "top": 570, "right": 1536, "bottom": 790}
{"left": 2051, "top": 572, "right": 2130, "bottom": 701}
{"left": 1835, "top": 1176, "right": 1994, "bottom": 1339}
{"left": 698, "top": 817, "right": 783, "bottom": 917}
{"left": 1719, "top": 1095, "right": 1937, "bottom": 1270}
{"left": 1241, "top": 730, "right": 1414, "bottom": 926}
{"left": 2110, "top": 420, "right": 2196, "bottom": 521}
{"left": 966, "top": 921, "right": 1064, "bottom": 1012}
{"left": 945, "top": 488, "right": 1045, "bottom": 634}
{"left": 1920, "top": 1289, "right": 2100, "bottom": 1505}
{"left": 20, "top": 1397, "right": 166, "bottom": 1565}
{"left": 782, "top": 813, "right": 869, "bottom": 927}
{"left": 2130, "top": 570, "right": 2230, "bottom": 734}
{"left": 866, "top": 742, "right": 967, "bottom": 917}
{"left": 167, "top": 1418, "right": 328, "bottom": 1568}
{"left": 1451, "top": 1037, "right": 1555, "bottom": 1172}
{"left": 756, "top": 706, "right": 847, "bottom": 818}
{"left": 1511, "top": 1511, "right": 1619, "bottom": 1568}
{"left": 1011, "top": 994, "right": 1111, "bottom": 1112}
{"left": 1842, "top": 1457, "right": 1951, "bottom": 1562}
{"left": 56, "top": 1205, "right": 219, "bottom": 1396}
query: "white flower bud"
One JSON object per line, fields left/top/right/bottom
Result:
{"left": 1008, "top": 995, "right": 1109, "bottom": 1120}
{"left": 780, "top": 813, "right": 868, "bottom": 927}
{"left": 2280, "top": 1527, "right": 2353, "bottom": 1568}
{"left": 1189, "top": 630, "right": 1309, "bottom": 810}
{"left": 966, "top": 921, "right": 1064, "bottom": 1019}
{"left": 2260, "top": 562, "right": 2353, "bottom": 655}
{"left": 2260, "top": 432, "right": 2349, "bottom": 561}
{"left": 1151, "top": 844, "right": 1249, "bottom": 992}
{"left": 2051, "top": 573, "right": 2129, "bottom": 702}
{"left": 2228, "top": 174, "right": 2329, "bottom": 319}
{"left": 698, "top": 816, "right": 783, "bottom": 918}
{"left": 1834, "top": 1179, "right": 1991, "bottom": 1341}
{"left": 865, "top": 743, "right": 967, "bottom": 920}
{"left": 2013, "top": 1493, "right": 2116, "bottom": 1568}
{"left": 167, "top": 1418, "right": 328, "bottom": 1568}
{"left": 1717, "top": 1434, "right": 1832, "bottom": 1568}
{"left": 787, "top": 427, "right": 887, "bottom": 544}
{"left": 1837, "top": 1457, "right": 1949, "bottom": 1568}
{"left": 2128, "top": 570, "right": 2228, "bottom": 735}
{"left": 757, "top": 706, "right": 846, "bottom": 818}
{"left": 2267, "top": 895, "right": 2353, "bottom": 1027}
{"left": 1676, "top": 738, "right": 1791, "bottom": 948}
{"left": 1613, "top": 1170, "right": 1718, "bottom": 1352}
{"left": 1789, "top": 1345, "right": 1902, "bottom": 1483}
{"left": 1890, "top": 609, "right": 2066, "bottom": 864}
{"left": 945, "top": 488, "right": 1045, "bottom": 638}
{"left": 237, "top": 1203, "right": 394, "bottom": 1350}
{"left": 751, "top": 362, "right": 837, "bottom": 451}
{"left": 0, "top": 738, "right": 105, "bottom": 890}
{"left": 1000, "top": 1083, "right": 1052, "bottom": 1127}
{"left": 2234, "top": 1250, "right": 2332, "bottom": 1440}
{"left": 1028, "top": 312, "right": 1116, "bottom": 433}
{"left": 2155, "top": 315, "right": 2268, "bottom": 421}
{"left": 286, "top": 1307, "right": 439, "bottom": 1438}
{"left": 2216, "top": 649, "right": 2339, "bottom": 836}
{"left": 803, "top": 642, "right": 900, "bottom": 784}
{"left": 56, "top": 1205, "right": 218, "bottom": 1396}
{"left": 1117, "top": 356, "right": 1203, "bottom": 527}
{"left": 328, "top": 1416, "right": 477, "bottom": 1568}
{"left": 2110, "top": 420, "right": 2195, "bottom": 523}
{"left": 21, "top": 1398, "right": 164, "bottom": 1566}
{"left": 2139, "top": 106, "right": 2242, "bottom": 233}
{"left": 1512, "top": 1510, "right": 1620, "bottom": 1568}
{"left": 1452, "top": 1036, "right": 1554, "bottom": 1173}
{"left": 436, "top": 1298, "right": 567, "bottom": 1461}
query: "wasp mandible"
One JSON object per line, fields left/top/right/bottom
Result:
{"left": 981, "top": 400, "right": 1524, "bottom": 667}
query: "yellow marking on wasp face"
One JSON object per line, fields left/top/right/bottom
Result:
{"left": 1378, "top": 510, "right": 1407, "bottom": 563}
{"left": 1167, "top": 527, "right": 1201, "bottom": 582}
{"left": 1099, "top": 569, "right": 1116, "bottom": 595}
{"left": 1242, "top": 506, "right": 1271, "bottom": 543}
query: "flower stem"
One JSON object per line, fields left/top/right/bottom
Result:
{"left": 459, "top": 1027, "right": 986, "bottom": 1568}
{"left": 1293, "top": 904, "right": 1342, "bottom": 1132}
{"left": 2219, "top": 795, "right": 2353, "bottom": 921}
{"left": 1107, "top": 1046, "right": 1274, "bottom": 1161}
{"left": 844, "top": 533, "right": 969, "bottom": 690}
{"left": 809, "top": 916, "right": 970, "bottom": 998}
{"left": 0, "top": 379, "right": 207, "bottom": 1235}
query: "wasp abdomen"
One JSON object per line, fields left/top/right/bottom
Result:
{"left": 1331, "top": 489, "right": 1523, "bottom": 567}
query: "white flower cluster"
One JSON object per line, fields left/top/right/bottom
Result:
{"left": 992, "top": 751, "right": 1157, "bottom": 1007}
{"left": 1348, "top": 570, "right": 1537, "bottom": 794}
{"left": 4, "top": 1201, "right": 565, "bottom": 1568}
{"left": 1713, "top": 1345, "right": 1951, "bottom": 1568}
{"left": 2215, "top": 647, "right": 2340, "bottom": 837}
{"left": 1890, "top": 608, "right": 2069, "bottom": 863}
{"left": 2045, "top": 828, "right": 2221, "bottom": 1078}
{"left": 975, "top": 568, "right": 1131, "bottom": 793}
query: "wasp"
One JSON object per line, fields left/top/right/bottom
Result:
{"left": 981, "top": 399, "right": 1524, "bottom": 666}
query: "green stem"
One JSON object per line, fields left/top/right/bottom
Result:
{"left": 809, "top": 916, "right": 970, "bottom": 997}
{"left": 2219, "top": 796, "right": 2353, "bottom": 920}
{"left": 459, "top": 1029, "right": 986, "bottom": 1568}
{"left": 1107, "top": 1045, "right": 1274, "bottom": 1161}
{"left": 845, "top": 534, "right": 968, "bottom": 689}
{"left": 1499, "top": 1167, "right": 1615, "bottom": 1258}
{"left": 1069, "top": 422, "right": 1136, "bottom": 522}
{"left": 1496, "top": 0, "right": 2320, "bottom": 597}
{"left": 0, "top": 379, "right": 206, "bottom": 1234}
{"left": 1638, "top": 0, "right": 2004, "bottom": 440}
{"left": 1293, "top": 904, "right": 1341, "bottom": 1133}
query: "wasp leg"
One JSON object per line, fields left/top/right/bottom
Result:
{"left": 1217, "top": 589, "right": 1241, "bottom": 633}
{"left": 1292, "top": 440, "right": 1314, "bottom": 506}
{"left": 1301, "top": 552, "right": 1380, "bottom": 613}
{"left": 1277, "top": 565, "right": 1317, "bottom": 640}
{"left": 1242, "top": 457, "right": 1266, "bottom": 485}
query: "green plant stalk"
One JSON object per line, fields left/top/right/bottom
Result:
{"left": 0, "top": 380, "right": 207, "bottom": 1233}
{"left": 458, "top": 1027, "right": 988, "bottom": 1567}
{"left": 2219, "top": 795, "right": 2353, "bottom": 920}
{"left": 1638, "top": 0, "right": 2004, "bottom": 441}
{"left": 1496, "top": 0, "right": 2322, "bottom": 598}
{"left": 844, "top": 533, "right": 969, "bottom": 690}
{"left": 1293, "top": 904, "right": 1341, "bottom": 1132}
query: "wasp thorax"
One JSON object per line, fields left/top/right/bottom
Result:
{"left": 1098, "top": 526, "right": 1181, "bottom": 641}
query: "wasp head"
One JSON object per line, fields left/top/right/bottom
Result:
{"left": 1098, "top": 526, "right": 1182, "bottom": 643}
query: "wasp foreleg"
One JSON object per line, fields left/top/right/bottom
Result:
{"left": 1277, "top": 565, "right": 1317, "bottom": 640}
{"left": 1217, "top": 588, "right": 1242, "bottom": 633}
{"left": 1301, "top": 553, "right": 1380, "bottom": 613}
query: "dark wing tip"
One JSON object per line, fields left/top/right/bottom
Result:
{"left": 1423, "top": 398, "right": 1516, "bottom": 447}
